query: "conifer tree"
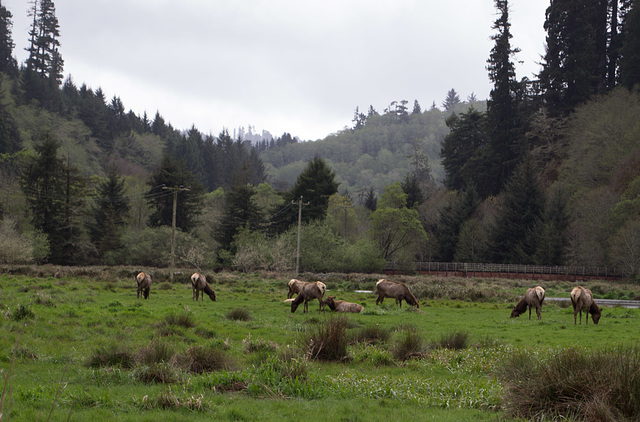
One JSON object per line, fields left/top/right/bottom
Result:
{"left": 0, "top": 3, "right": 17, "bottom": 74}
{"left": 89, "top": 170, "right": 130, "bottom": 259}
{"left": 620, "top": 1, "right": 640, "bottom": 88}
{"left": 485, "top": 0, "right": 524, "bottom": 197}
{"left": 488, "top": 158, "right": 544, "bottom": 264}
{"left": 215, "top": 183, "right": 262, "bottom": 252}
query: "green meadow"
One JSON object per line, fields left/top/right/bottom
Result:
{"left": 2, "top": 270, "right": 640, "bottom": 421}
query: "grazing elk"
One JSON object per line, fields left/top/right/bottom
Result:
{"left": 136, "top": 272, "right": 152, "bottom": 299}
{"left": 324, "top": 296, "right": 363, "bottom": 313}
{"left": 291, "top": 281, "right": 326, "bottom": 313}
{"left": 570, "top": 286, "right": 601, "bottom": 325}
{"left": 287, "top": 278, "right": 311, "bottom": 299}
{"left": 375, "top": 279, "right": 419, "bottom": 308}
{"left": 510, "top": 286, "right": 546, "bottom": 320}
{"left": 191, "top": 272, "right": 216, "bottom": 302}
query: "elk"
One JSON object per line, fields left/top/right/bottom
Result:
{"left": 375, "top": 279, "right": 419, "bottom": 308}
{"left": 136, "top": 272, "right": 152, "bottom": 299}
{"left": 191, "top": 272, "right": 216, "bottom": 301}
{"left": 570, "top": 286, "right": 601, "bottom": 325}
{"left": 510, "top": 286, "right": 545, "bottom": 320}
{"left": 291, "top": 281, "right": 326, "bottom": 313}
{"left": 323, "top": 296, "right": 363, "bottom": 313}
{"left": 287, "top": 278, "right": 311, "bottom": 299}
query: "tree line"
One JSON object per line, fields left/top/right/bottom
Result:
{"left": 1, "top": 0, "right": 640, "bottom": 277}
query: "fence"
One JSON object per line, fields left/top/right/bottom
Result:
{"left": 383, "top": 262, "right": 624, "bottom": 281}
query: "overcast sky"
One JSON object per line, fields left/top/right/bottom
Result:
{"left": 5, "top": 0, "right": 549, "bottom": 141}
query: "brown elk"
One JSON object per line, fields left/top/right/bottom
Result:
{"left": 375, "top": 279, "right": 419, "bottom": 308}
{"left": 510, "top": 286, "right": 545, "bottom": 320}
{"left": 191, "top": 272, "right": 216, "bottom": 301}
{"left": 570, "top": 286, "right": 601, "bottom": 325}
{"left": 324, "top": 296, "right": 363, "bottom": 313}
{"left": 136, "top": 272, "right": 152, "bottom": 299}
{"left": 291, "top": 281, "right": 326, "bottom": 313}
{"left": 287, "top": 278, "right": 311, "bottom": 299}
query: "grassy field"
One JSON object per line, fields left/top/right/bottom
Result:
{"left": 2, "top": 269, "right": 640, "bottom": 421}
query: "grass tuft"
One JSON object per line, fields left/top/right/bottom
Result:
{"left": 437, "top": 330, "right": 469, "bottom": 350}
{"left": 133, "top": 362, "right": 181, "bottom": 384}
{"left": 136, "top": 339, "right": 175, "bottom": 365}
{"left": 497, "top": 346, "right": 640, "bottom": 420}
{"left": 164, "top": 311, "right": 195, "bottom": 328}
{"left": 350, "top": 325, "right": 391, "bottom": 345}
{"left": 11, "top": 304, "right": 34, "bottom": 321}
{"left": 392, "top": 326, "right": 424, "bottom": 361}
{"left": 86, "top": 343, "right": 134, "bottom": 369}
{"left": 226, "top": 308, "right": 251, "bottom": 321}
{"left": 177, "top": 345, "right": 235, "bottom": 373}
{"left": 302, "top": 316, "right": 349, "bottom": 361}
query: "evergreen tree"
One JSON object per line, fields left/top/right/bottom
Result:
{"left": 412, "top": 100, "right": 422, "bottom": 114}
{"left": 488, "top": 158, "right": 544, "bottom": 264}
{"left": 540, "top": 0, "right": 610, "bottom": 113}
{"left": 440, "top": 108, "right": 488, "bottom": 192}
{"left": 485, "top": 0, "right": 526, "bottom": 197}
{"left": 269, "top": 157, "right": 338, "bottom": 234}
{"left": 435, "top": 185, "right": 480, "bottom": 261}
{"left": 363, "top": 187, "right": 377, "bottom": 212}
{"left": 620, "top": 1, "right": 640, "bottom": 88}
{"left": 146, "top": 153, "right": 205, "bottom": 232}
{"left": 215, "top": 183, "right": 263, "bottom": 252}
{"left": 89, "top": 170, "right": 130, "bottom": 259}
{"left": 0, "top": 3, "right": 17, "bottom": 74}
{"left": 533, "top": 183, "right": 570, "bottom": 265}
{"left": 0, "top": 94, "right": 21, "bottom": 154}
{"left": 20, "top": 132, "right": 86, "bottom": 264}
{"left": 441, "top": 88, "right": 461, "bottom": 111}
{"left": 401, "top": 172, "right": 424, "bottom": 209}
{"left": 26, "top": 0, "right": 63, "bottom": 82}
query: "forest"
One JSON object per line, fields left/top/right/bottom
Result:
{"left": 1, "top": 0, "right": 640, "bottom": 278}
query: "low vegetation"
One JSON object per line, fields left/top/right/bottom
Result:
{"left": 3, "top": 268, "right": 640, "bottom": 421}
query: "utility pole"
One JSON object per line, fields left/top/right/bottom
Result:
{"left": 292, "top": 196, "right": 309, "bottom": 275}
{"left": 162, "top": 185, "right": 190, "bottom": 282}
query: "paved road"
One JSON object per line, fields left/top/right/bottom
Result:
{"left": 546, "top": 297, "right": 640, "bottom": 308}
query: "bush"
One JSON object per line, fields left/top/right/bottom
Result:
{"left": 392, "top": 327, "right": 424, "bottom": 361}
{"left": 497, "top": 346, "right": 640, "bottom": 421}
{"left": 86, "top": 343, "right": 134, "bottom": 368}
{"left": 302, "top": 316, "right": 349, "bottom": 361}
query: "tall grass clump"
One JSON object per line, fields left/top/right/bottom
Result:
{"left": 86, "top": 343, "right": 134, "bottom": 368}
{"left": 497, "top": 346, "right": 640, "bottom": 421}
{"left": 392, "top": 326, "right": 424, "bottom": 361}
{"left": 302, "top": 316, "right": 349, "bottom": 361}
{"left": 136, "top": 339, "right": 175, "bottom": 365}
{"left": 436, "top": 330, "right": 469, "bottom": 350}
{"left": 226, "top": 308, "right": 251, "bottom": 321}
{"left": 164, "top": 311, "right": 195, "bottom": 328}
{"left": 350, "top": 325, "right": 391, "bottom": 345}
{"left": 177, "top": 345, "right": 235, "bottom": 373}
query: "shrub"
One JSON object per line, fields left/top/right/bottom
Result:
{"left": 226, "top": 308, "right": 250, "bottom": 321}
{"left": 302, "top": 316, "right": 349, "bottom": 361}
{"left": 437, "top": 331, "right": 469, "bottom": 350}
{"left": 86, "top": 343, "right": 134, "bottom": 368}
{"left": 392, "top": 327, "right": 424, "bottom": 361}
{"left": 177, "top": 345, "right": 235, "bottom": 373}
{"left": 497, "top": 346, "right": 640, "bottom": 420}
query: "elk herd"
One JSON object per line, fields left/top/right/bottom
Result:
{"left": 136, "top": 271, "right": 604, "bottom": 325}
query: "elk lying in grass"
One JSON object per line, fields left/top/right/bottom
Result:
{"left": 375, "top": 279, "right": 419, "bottom": 308}
{"left": 571, "top": 286, "right": 601, "bottom": 325}
{"left": 136, "top": 272, "right": 152, "bottom": 299}
{"left": 323, "top": 296, "right": 363, "bottom": 313}
{"left": 510, "top": 286, "right": 546, "bottom": 320}
{"left": 287, "top": 278, "right": 311, "bottom": 299}
{"left": 291, "top": 281, "right": 326, "bottom": 313}
{"left": 191, "top": 272, "right": 216, "bottom": 301}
